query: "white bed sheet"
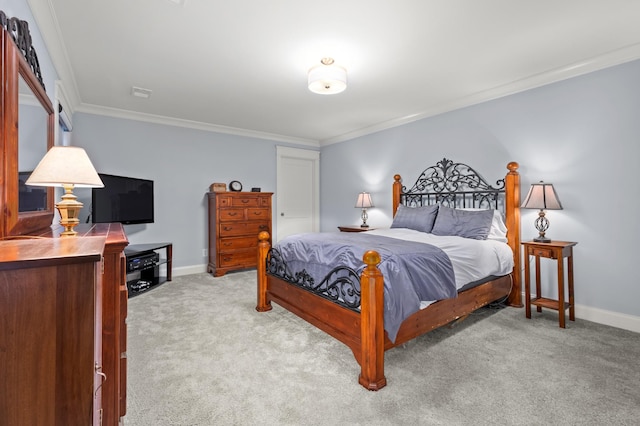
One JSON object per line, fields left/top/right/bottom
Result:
{"left": 366, "top": 228, "right": 514, "bottom": 308}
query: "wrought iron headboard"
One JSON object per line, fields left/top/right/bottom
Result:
{"left": 400, "top": 158, "right": 506, "bottom": 211}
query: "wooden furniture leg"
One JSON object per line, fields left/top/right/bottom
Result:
{"left": 256, "top": 231, "right": 272, "bottom": 312}
{"left": 358, "top": 250, "right": 386, "bottom": 391}
{"left": 525, "top": 253, "right": 531, "bottom": 319}
{"left": 535, "top": 255, "right": 542, "bottom": 313}
{"left": 504, "top": 162, "right": 522, "bottom": 307}
{"left": 568, "top": 253, "right": 575, "bottom": 321}
{"left": 557, "top": 254, "right": 565, "bottom": 328}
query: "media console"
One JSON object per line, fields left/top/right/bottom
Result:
{"left": 125, "top": 242, "right": 172, "bottom": 297}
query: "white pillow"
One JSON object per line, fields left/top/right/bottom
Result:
{"left": 461, "top": 208, "right": 508, "bottom": 243}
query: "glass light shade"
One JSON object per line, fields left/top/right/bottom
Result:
{"left": 308, "top": 62, "right": 347, "bottom": 95}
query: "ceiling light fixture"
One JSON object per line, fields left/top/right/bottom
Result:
{"left": 308, "top": 58, "right": 347, "bottom": 95}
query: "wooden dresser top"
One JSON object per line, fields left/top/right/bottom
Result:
{"left": 0, "top": 236, "right": 105, "bottom": 270}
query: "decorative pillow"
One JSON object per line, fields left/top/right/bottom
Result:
{"left": 391, "top": 204, "right": 439, "bottom": 233}
{"left": 461, "top": 208, "right": 508, "bottom": 243}
{"left": 431, "top": 206, "right": 494, "bottom": 240}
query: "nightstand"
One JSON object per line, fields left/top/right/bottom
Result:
{"left": 522, "top": 240, "right": 577, "bottom": 328}
{"left": 338, "top": 226, "right": 374, "bottom": 232}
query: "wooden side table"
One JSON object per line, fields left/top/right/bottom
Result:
{"left": 338, "top": 226, "right": 375, "bottom": 232}
{"left": 522, "top": 240, "right": 577, "bottom": 328}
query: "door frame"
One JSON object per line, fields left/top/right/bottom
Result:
{"left": 276, "top": 146, "right": 320, "bottom": 241}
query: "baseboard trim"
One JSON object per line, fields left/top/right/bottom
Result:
{"left": 173, "top": 264, "right": 260, "bottom": 278}
{"left": 174, "top": 264, "right": 207, "bottom": 277}
{"left": 168, "top": 272, "right": 640, "bottom": 334}
{"left": 522, "top": 291, "right": 640, "bottom": 333}
{"left": 575, "top": 304, "right": 640, "bottom": 334}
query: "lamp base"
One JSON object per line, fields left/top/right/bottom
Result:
{"left": 360, "top": 208, "right": 369, "bottom": 228}
{"left": 533, "top": 211, "right": 551, "bottom": 243}
{"left": 56, "top": 184, "right": 83, "bottom": 237}
{"left": 533, "top": 236, "right": 551, "bottom": 243}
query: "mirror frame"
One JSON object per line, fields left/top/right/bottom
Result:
{"left": 1, "top": 21, "right": 54, "bottom": 237}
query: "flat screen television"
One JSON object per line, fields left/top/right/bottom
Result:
{"left": 92, "top": 173, "right": 154, "bottom": 224}
{"left": 18, "top": 171, "right": 48, "bottom": 212}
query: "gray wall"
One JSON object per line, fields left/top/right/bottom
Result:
{"left": 70, "top": 113, "right": 290, "bottom": 271}
{"left": 321, "top": 59, "right": 640, "bottom": 320}
{"left": 7, "top": 0, "right": 639, "bottom": 324}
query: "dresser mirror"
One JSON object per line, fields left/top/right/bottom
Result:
{"left": 1, "top": 18, "right": 55, "bottom": 237}
{"left": 18, "top": 72, "right": 49, "bottom": 213}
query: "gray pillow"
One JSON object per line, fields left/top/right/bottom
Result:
{"left": 391, "top": 204, "right": 439, "bottom": 233}
{"left": 431, "top": 206, "right": 494, "bottom": 240}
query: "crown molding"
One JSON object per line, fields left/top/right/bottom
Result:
{"left": 75, "top": 103, "right": 320, "bottom": 146}
{"left": 320, "top": 42, "right": 640, "bottom": 146}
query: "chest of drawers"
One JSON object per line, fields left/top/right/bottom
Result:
{"left": 207, "top": 191, "right": 273, "bottom": 277}
{"left": 0, "top": 236, "right": 105, "bottom": 425}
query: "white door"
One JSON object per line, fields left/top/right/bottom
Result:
{"left": 276, "top": 146, "right": 320, "bottom": 241}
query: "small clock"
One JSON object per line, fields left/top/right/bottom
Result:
{"left": 229, "top": 180, "right": 243, "bottom": 192}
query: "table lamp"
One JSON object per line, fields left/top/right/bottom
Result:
{"left": 355, "top": 192, "right": 374, "bottom": 228}
{"left": 521, "top": 181, "right": 563, "bottom": 243}
{"left": 26, "top": 146, "right": 104, "bottom": 236}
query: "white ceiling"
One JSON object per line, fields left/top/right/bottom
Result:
{"left": 28, "top": 0, "right": 640, "bottom": 146}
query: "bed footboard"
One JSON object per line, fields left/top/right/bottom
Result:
{"left": 256, "top": 231, "right": 387, "bottom": 390}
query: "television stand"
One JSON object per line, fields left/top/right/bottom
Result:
{"left": 124, "top": 242, "right": 172, "bottom": 297}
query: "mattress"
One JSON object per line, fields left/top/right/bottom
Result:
{"left": 271, "top": 228, "right": 513, "bottom": 341}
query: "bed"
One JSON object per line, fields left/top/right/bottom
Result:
{"left": 256, "top": 158, "right": 522, "bottom": 390}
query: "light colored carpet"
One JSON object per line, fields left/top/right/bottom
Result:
{"left": 125, "top": 271, "right": 640, "bottom": 425}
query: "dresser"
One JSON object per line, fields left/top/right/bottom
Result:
{"left": 34, "top": 223, "right": 129, "bottom": 426}
{"left": 0, "top": 236, "right": 105, "bottom": 425}
{"left": 207, "top": 192, "right": 273, "bottom": 277}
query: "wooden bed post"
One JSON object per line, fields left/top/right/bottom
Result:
{"left": 256, "top": 231, "right": 272, "bottom": 312}
{"left": 392, "top": 175, "right": 402, "bottom": 217}
{"left": 358, "top": 250, "right": 387, "bottom": 391}
{"left": 504, "top": 162, "right": 523, "bottom": 307}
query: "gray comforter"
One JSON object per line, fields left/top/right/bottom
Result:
{"left": 273, "top": 232, "right": 456, "bottom": 342}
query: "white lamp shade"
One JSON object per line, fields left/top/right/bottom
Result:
{"left": 521, "top": 181, "right": 562, "bottom": 210}
{"left": 25, "top": 146, "right": 104, "bottom": 188}
{"left": 355, "top": 192, "right": 374, "bottom": 208}
{"left": 308, "top": 62, "right": 347, "bottom": 95}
